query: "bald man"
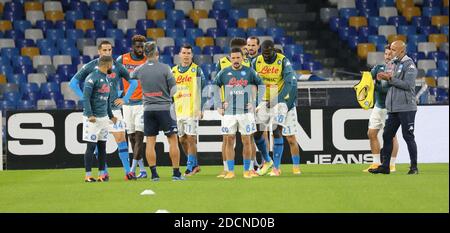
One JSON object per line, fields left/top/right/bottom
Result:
{"left": 369, "top": 41, "right": 419, "bottom": 175}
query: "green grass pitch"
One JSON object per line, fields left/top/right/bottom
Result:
{"left": 0, "top": 164, "right": 448, "bottom": 213}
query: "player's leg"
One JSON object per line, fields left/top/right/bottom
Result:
{"left": 365, "top": 107, "right": 384, "bottom": 171}
{"left": 96, "top": 119, "right": 110, "bottom": 182}
{"left": 390, "top": 136, "right": 399, "bottom": 172}
{"left": 159, "top": 110, "right": 184, "bottom": 180}
{"left": 220, "top": 137, "right": 228, "bottom": 176}
{"left": 82, "top": 116, "right": 98, "bottom": 182}
{"left": 144, "top": 111, "right": 160, "bottom": 181}
{"left": 108, "top": 110, "right": 134, "bottom": 180}
{"left": 239, "top": 113, "right": 257, "bottom": 178}
{"left": 249, "top": 137, "right": 259, "bottom": 176}
{"left": 134, "top": 105, "right": 147, "bottom": 178}
{"left": 270, "top": 126, "right": 284, "bottom": 176}
{"left": 183, "top": 119, "right": 200, "bottom": 176}
{"left": 282, "top": 108, "right": 301, "bottom": 174}
{"left": 223, "top": 134, "right": 236, "bottom": 179}
{"left": 124, "top": 105, "right": 138, "bottom": 174}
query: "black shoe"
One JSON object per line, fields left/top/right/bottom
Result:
{"left": 368, "top": 166, "right": 390, "bottom": 174}
{"left": 407, "top": 167, "right": 419, "bottom": 175}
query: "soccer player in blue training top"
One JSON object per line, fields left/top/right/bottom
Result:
{"left": 252, "top": 40, "right": 297, "bottom": 177}
{"left": 213, "top": 47, "right": 265, "bottom": 179}
{"left": 82, "top": 56, "right": 117, "bottom": 182}
{"left": 70, "top": 41, "right": 138, "bottom": 181}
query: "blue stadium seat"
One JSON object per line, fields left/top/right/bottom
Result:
{"left": 209, "top": 9, "right": 228, "bottom": 21}
{"left": 61, "top": 100, "right": 77, "bottom": 110}
{"left": 356, "top": 0, "right": 377, "bottom": 10}
{"left": 163, "top": 46, "right": 180, "bottom": 57}
{"left": 115, "top": 38, "right": 131, "bottom": 53}
{"left": 20, "top": 82, "right": 40, "bottom": 94}
{"left": 13, "top": 20, "right": 32, "bottom": 32}
{"left": 17, "top": 100, "right": 36, "bottom": 110}
{"left": 35, "top": 20, "right": 54, "bottom": 33}
{"left": 192, "top": 46, "right": 202, "bottom": 55}
{"left": 108, "top": 1, "right": 128, "bottom": 11}
{"left": 275, "top": 36, "right": 294, "bottom": 46}
{"left": 86, "top": 29, "right": 106, "bottom": 39}
{"left": 377, "top": 0, "right": 394, "bottom": 7}
{"left": 72, "top": 55, "right": 91, "bottom": 67}
{"left": 228, "top": 9, "right": 247, "bottom": 20}
{"left": 42, "top": 92, "right": 64, "bottom": 105}
{"left": 85, "top": 11, "right": 105, "bottom": 21}
{"left": 175, "top": 37, "right": 195, "bottom": 47}
{"left": 348, "top": 35, "right": 367, "bottom": 49}
{"left": 3, "top": 91, "right": 21, "bottom": 105}
{"left": 291, "top": 62, "right": 303, "bottom": 71}
{"left": 283, "top": 44, "right": 304, "bottom": 59}
{"left": 136, "top": 20, "right": 156, "bottom": 35}
{"left": 303, "top": 61, "right": 323, "bottom": 72}
{"left": 12, "top": 56, "right": 32, "bottom": 68}
{"left": 368, "top": 16, "right": 387, "bottom": 28}
{"left": 442, "top": 25, "right": 449, "bottom": 35}
{"left": 398, "top": 25, "right": 417, "bottom": 35}
{"left": 409, "top": 51, "right": 426, "bottom": 63}
{"left": 69, "top": 1, "right": 89, "bottom": 12}
{"left": 388, "top": 16, "right": 407, "bottom": 27}
{"left": 166, "top": 10, "right": 185, "bottom": 22}
{"left": 422, "top": 7, "right": 442, "bottom": 18}
{"left": 206, "top": 28, "right": 226, "bottom": 38}
{"left": 1, "top": 48, "right": 20, "bottom": 62}
{"left": 412, "top": 16, "right": 431, "bottom": 28}
{"left": 7, "top": 74, "right": 27, "bottom": 84}
{"left": 338, "top": 26, "right": 357, "bottom": 41}
{"left": 166, "top": 28, "right": 185, "bottom": 38}
{"left": 203, "top": 46, "right": 222, "bottom": 56}
{"left": 106, "top": 29, "right": 124, "bottom": 40}
{"left": 15, "top": 39, "right": 35, "bottom": 49}
{"left": 157, "top": 19, "right": 176, "bottom": 30}
{"left": 65, "top": 10, "right": 84, "bottom": 23}
{"left": 436, "top": 88, "right": 448, "bottom": 102}
{"left": 155, "top": 0, "right": 175, "bottom": 11}
{"left": 426, "top": 69, "right": 446, "bottom": 77}
{"left": 359, "top": 8, "right": 378, "bottom": 18}
{"left": 2, "top": 11, "right": 23, "bottom": 22}
{"left": 428, "top": 51, "right": 447, "bottom": 61}
{"left": 419, "top": 25, "right": 440, "bottom": 36}
{"left": 0, "top": 31, "right": 3, "bottom": 38}
{"left": 61, "top": 46, "right": 80, "bottom": 57}
{"left": 176, "top": 19, "right": 195, "bottom": 30}
{"left": 14, "top": 65, "right": 33, "bottom": 76}
{"left": 247, "top": 27, "right": 265, "bottom": 36}
{"left": 56, "top": 39, "right": 76, "bottom": 51}
{"left": 125, "top": 29, "right": 139, "bottom": 40}
{"left": 56, "top": 64, "right": 77, "bottom": 79}
{"left": 438, "top": 60, "right": 449, "bottom": 74}
{"left": 21, "top": 92, "right": 40, "bottom": 103}
{"left": 40, "top": 82, "right": 60, "bottom": 95}
{"left": 213, "top": 0, "right": 231, "bottom": 10}
{"left": 201, "top": 63, "right": 215, "bottom": 79}
{"left": 94, "top": 20, "right": 114, "bottom": 32}
{"left": 339, "top": 8, "right": 358, "bottom": 20}
{"left": 358, "top": 26, "right": 378, "bottom": 37}
{"left": 329, "top": 17, "right": 348, "bottom": 32}
{"left": 266, "top": 27, "right": 285, "bottom": 38}
{"left": 217, "top": 18, "right": 237, "bottom": 30}
{"left": 55, "top": 20, "right": 75, "bottom": 31}
{"left": 408, "top": 34, "right": 427, "bottom": 46}
{"left": 4, "top": 29, "right": 24, "bottom": 40}
{"left": 45, "top": 29, "right": 64, "bottom": 42}
{"left": 40, "top": 46, "right": 58, "bottom": 56}
{"left": 0, "top": 100, "right": 16, "bottom": 115}
{"left": 186, "top": 28, "right": 203, "bottom": 40}
{"left": 292, "top": 53, "right": 313, "bottom": 64}
{"left": 159, "top": 55, "right": 173, "bottom": 66}
{"left": 227, "top": 27, "right": 246, "bottom": 38}
{"left": 90, "top": 1, "right": 108, "bottom": 13}
{"left": 66, "top": 29, "right": 84, "bottom": 41}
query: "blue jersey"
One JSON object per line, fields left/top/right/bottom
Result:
{"left": 70, "top": 59, "right": 136, "bottom": 110}
{"left": 83, "top": 70, "right": 113, "bottom": 118}
{"left": 213, "top": 66, "right": 264, "bottom": 115}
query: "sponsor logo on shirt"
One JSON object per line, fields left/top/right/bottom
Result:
{"left": 260, "top": 66, "right": 280, "bottom": 75}
{"left": 228, "top": 77, "right": 248, "bottom": 87}
{"left": 176, "top": 75, "right": 192, "bottom": 84}
{"left": 98, "top": 84, "right": 110, "bottom": 94}
{"left": 144, "top": 92, "right": 163, "bottom": 97}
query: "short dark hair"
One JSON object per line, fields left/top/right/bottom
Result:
{"left": 248, "top": 36, "right": 260, "bottom": 45}
{"left": 261, "top": 40, "right": 274, "bottom": 49}
{"left": 144, "top": 41, "right": 158, "bottom": 57}
{"left": 230, "top": 37, "right": 247, "bottom": 47}
{"left": 230, "top": 47, "right": 243, "bottom": 55}
{"left": 98, "top": 40, "right": 112, "bottom": 49}
{"left": 385, "top": 44, "right": 391, "bottom": 50}
{"left": 98, "top": 56, "right": 113, "bottom": 67}
{"left": 181, "top": 44, "right": 193, "bottom": 51}
{"left": 132, "top": 35, "right": 146, "bottom": 44}
{"left": 274, "top": 48, "right": 283, "bottom": 53}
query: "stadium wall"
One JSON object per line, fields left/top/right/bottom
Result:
{"left": 4, "top": 106, "right": 448, "bottom": 170}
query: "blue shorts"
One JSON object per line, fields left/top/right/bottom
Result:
{"left": 144, "top": 110, "right": 177, "bottom": 136}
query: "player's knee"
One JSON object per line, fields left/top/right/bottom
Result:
{"left": 286, "top": 135, "right": 296, "bottom": 146}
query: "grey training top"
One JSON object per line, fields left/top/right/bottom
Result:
{"left": 132, "top": 60, "right": 177, "bottom": 111}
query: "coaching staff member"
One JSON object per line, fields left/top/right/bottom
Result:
{"left": 369, "top": 40, "right": 419, "bottom": 175}
{"left": 132, "top": 41, "right": 184, "bottom": 181}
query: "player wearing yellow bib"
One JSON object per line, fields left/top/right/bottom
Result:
{"left": 253, "top": 40, "right": 297, "bottom": 177}
{"left": 172, "top": 44, "right": 206, "bottom": 176}
{"left": 214, "top": 38, "right": 253, "bottom": 178}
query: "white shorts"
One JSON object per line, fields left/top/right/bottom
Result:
{"left": 177, "top": 118, "right": 198, "bottom": 137}
{"left": 255, "top": 102, "right": 288, "bottom": 130}
{"left": 82, "top": 116, "right": 110, "bottom": 142}
{"left": 108, "top": 110, "right": 126, "bottom": 133}
{"left": 282, "top": 107, "right": 299, "bottom": 136}
{"left": 123, "top": 104, "right": 144, "bottom": 134}
{"left": 221, "top": 113, "right": 257, "bottom": 136}
{"left": 369, "top": 106, "right": 388, "bottom": 130}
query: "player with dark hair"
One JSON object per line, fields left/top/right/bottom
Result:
{"left": 70, "top": 41, "right": 138, "bottom": 181}
{"left": 117, "top": 35, "right": 148, "bottom": 178}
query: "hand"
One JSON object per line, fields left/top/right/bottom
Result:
{"left": 110, "top": 116, "right": 117, "bottom": 125}
{"left": 114, "top": 98, "right": 125, "bottom": 106}
{"left": 377, "top": 72, "right": 392, "bottom": 81}
{"left": 223, "top": 102, "right": 229, "bottom": 110}
{"left": 247, "top": 103, "right": 254, "bottom": 112}
{"left": 217, "top": 108, "right": 224, "bottom": 116}
{"left": 88, "top": 116, "right": 96, "bottom": 123}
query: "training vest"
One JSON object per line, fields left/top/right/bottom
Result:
{"left": 172, "top": 63, "right": 201, "bottom": 118}
{"left": 121, "top": 53, "right": 146, "bottom": 101}
{"left": 354, "top": 71, "right": 375, "bottom": 110}
{"left": 255, "top": 53, "right": 285, "bottom": 101}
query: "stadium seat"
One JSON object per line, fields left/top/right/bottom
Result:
{"left": 106, "top": 29, "right": 124, "bottom": 40}
{"left": 156, "top": 37, "right": 175, "bottom": 51}
{"left": 45, "top": 11, "right": 64, "bottom": 23}
{"left": 349, "top": 16, "right": 368, "bottom": 29}
{"left": 0, "top": 20, "right": 12, "bottom": 32}
{"left": 379, "top": 7, "right": 398, "bottom": 19}
{"left": 26, "top": 10, "right": 45, "bottom": 26}
{"left": 24, "top": 2, "right": 43, "bottom": 12}
{"left": 13, "top": 20, "right": 32, "bottom": 32}
{"left": 27, "top": 73, "right": 47, "bottom": 85}
{"left": 418, "top": 59, "right": 437, "bottom": 73}
{"left": 175, "top": 1, "right": 193, "bottom": 16}
{"left": 431, "top": 16, "right": 449, "bottom": 28}
{"left": 195, "top": 37, "right": 214, "bottom": 49}
{"left": 396, "top": 0, "right": 414, "bottom": 13}
{"left": 94, "top": 20, "right": 113, "bottom": 32}
{"left": 175, "top": 37, "right": 195, "bottom": 47}
{"left": 228, "top": 9, "right": 248, "bottom": 21}
{"left": 185, "top": 28, "right": 203, "bottom": 40}
{"left": 24, "top": 28, "right": 43, "bottom": 42}
{"left": 378, "top": 25, "right": 397, "bottom": 39}
{"left": 147, "top": 9, "right": 165, "bottom": 22}
{"left": 0, "top": 74, "right": 6, "bottom": 84}
{"left": 195, "top": 0, "right": 213, "bottom": 12}
{"left": 194, "top": 54, "right": 212, "bottom": 64}
{"left": 213, "top": 0, "right": 231, "bottom": 10}
{"left": 166, "top": 28, "right": 184, "bottom": 38}
{"left": 7, "top": 74, "right": 27, "bottom": 85}
{"left": 409, "top": 51, "right": 426, "bottom": 63}
{"left": 52, "top": 55, "right": 71, "bottom": 69}
{"left": 428, "top": 51, "right": 447, "bottom": 61}
{"left": 320, "top": 8, "right": 339, "bottom": 23}
{"left": 423, "top": 7, "right": 441, "bottom": 18}
{"left": 117, "top": 19, "right": 135, "bottom": 34}
{"left": 427, "top": 68, "right": 446, "bottom": 77}
{"left": 329, "top": 17, "right": 348, "bottom": 32}
{"left": 21, "top": 47, "right": 40, "bottom": 59}
{"left": 55, "top": 20, "right": 74, "bottom": 32}
{"left": 147, "top": 28, "right": 165, "bottom": 40}
{"left": 357, "top": 43, "right": 376, "bottom": 59}
{"left": 167, "top": 10, "right": 185, "bottom": 22}
{"left": 66, "top": 29, "right": 84, "bottom": 41}
{"left": 257, "top": 18, "right": 276, "bottom": 29}
{"left": 198, "top": 18, "right": 217, "bottom": 34}
{"left": 76, "top": 19, "right": 94, "bottom": 32}
{"left": 227, "top": 27, "right": 246, "bottom": 38}
{"left": 37, "top": 99, "right": 57, "bottom": 110}
{"left": 163, "top": 46, "right": 180, "bottom": 57}
{"left": 89, "top": 1, "right": 107, "bottom": 13}
{"left": 61, "top": 99, "right": 76, "bottom": 110}
{"left": 209, "top": 9, "right": 228, "bottom": 21}
{"left": 136, "top": 19, "right": 156, "bottom": 35}
{"left": 388, "top": 16, "right": 407, "bottom": 27}
{"left": 17, "top": 100, "right": 36, "bottom": 110}
{"left": 107, "top": 10, "right": 127, "bottom": 25}
{"left": 189, "top": 9, "right": 208, "bottom": 25}
{"left": 155, "top": 0, "right": 175, "bottom": 11}
{"left": 203, "top": 46, "right": 222, "bottom": 56}
{"left": 36, "top": 64, "right": 56, "bottom": 76}
{"left": 0, "top": 38, "right": 15, "bottom": 49}
{"left": 402, "top": 7, "right": 421, "bottom": 22}
{"left": 217, "top": 18, "right": 237, "bottom": 30}
{"left": 215, "top": 37, "right": 231, "bottom": 49}
{"left": 3, "top": 91, "right": 21, "bottom": 105}
{"left": 156, "top": 19, "right": 175, "bottom": 30}
{"left": 248, "top": 8, "right": 267, "bottom": 21}
{"left": 86, "top": 29, "right": 106, "bottom": 39}
{"left": 45, "top": 29, "right": 64, "bottom": 42}
{"left": 238, "top": 18, "right": 256, "bottom": 31}
{"left": 429, "top": 34, "right": 448, "bottom": 47}
{"left": 83, "top": 46, "right": 98, "bottom": 59}
{"left": 398, "top": 25, "right": 417, "bottom": 35}
{"left": 418, "top": 42, "right": 438, "bottom": 55}
{"left": 388, "top": 34, "right": 407, "bottom": 44}
{"left": 176, "top": 19, "right": 195, "bottom": 30}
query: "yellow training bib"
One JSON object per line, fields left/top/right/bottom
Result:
{"left": 172, "top": 63, "right": 201, "bottom": 118}
{"left": 255, "top": 53, "right": 285, "bottom": 101}
{"left": 354, "top": 71, "right": 375, "bottom": 110}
